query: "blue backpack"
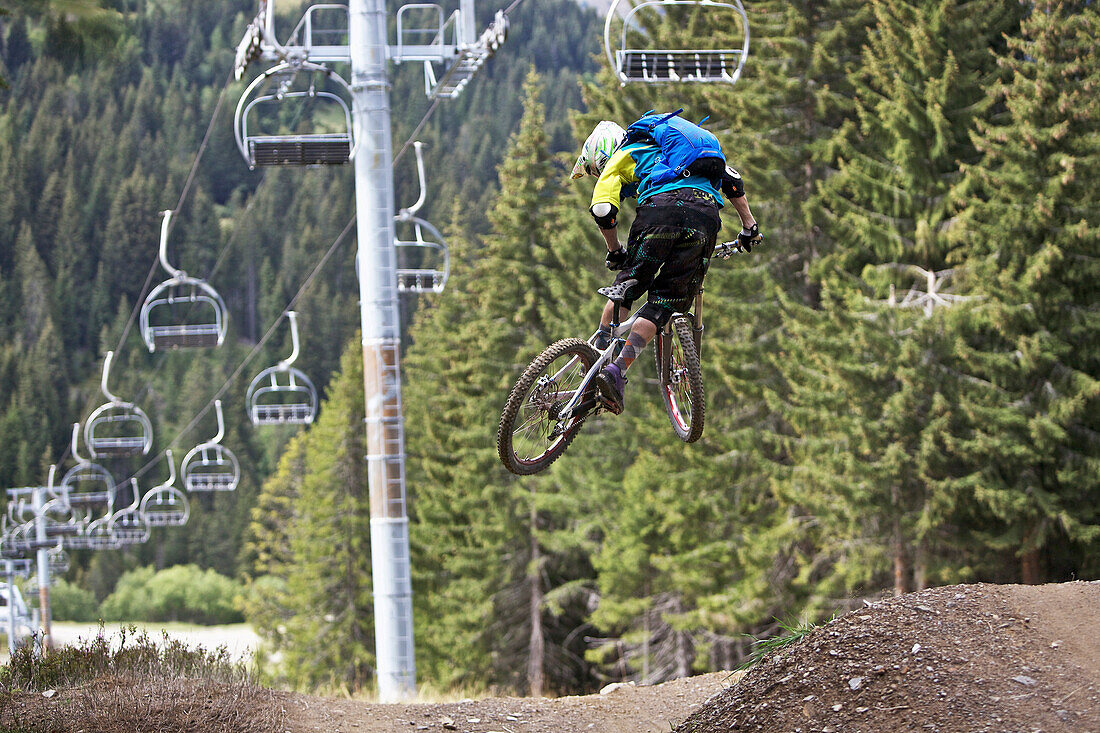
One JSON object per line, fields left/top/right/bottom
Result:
{"left": 624, "top": 109, "right": 726, "bottom": 186}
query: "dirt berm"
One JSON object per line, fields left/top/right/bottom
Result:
{"left": 277, "top": 581, "right": 1098, "bottom": 733}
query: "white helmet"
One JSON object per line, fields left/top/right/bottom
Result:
{"left": 571, "top": 121, "right": 626, "bottom": 179}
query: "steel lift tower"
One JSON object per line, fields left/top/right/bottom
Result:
{"left": 234, "top": 0, "right": 507, "bottom": 701}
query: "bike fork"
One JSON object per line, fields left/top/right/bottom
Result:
{"left": 691, "top": 289, "right": 704, "bottom": 359}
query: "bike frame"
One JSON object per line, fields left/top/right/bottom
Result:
{"left": 550, "top": 290, "right": 704, "bottom": 425}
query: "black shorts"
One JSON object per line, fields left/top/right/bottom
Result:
{"left": 612, "top": 189, "right": 721, "bottom": 315}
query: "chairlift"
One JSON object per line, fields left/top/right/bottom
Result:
{"left": 139, "top": 210, "right": 229, "bottom": 352}
{"left": 0, "top": 520, "right": 17, "bottom": 560}
{"left": 60, "top": 424, "right": 116, "bottom": 512}
{"left": 80, "top": 514, "right": 122, "bottom": 550}
{"left": 6, "top": 521, "right": 35, "bottom": 555}
{"left": 394, "top": 142, "right": 449, "bottom": 293}
{"left": 108, "top": 481, "right": 150, "bottom": 545}
{"left": 138, "top": 451, "right": 190, "bottom": 527}
{"left": 182, "top": 400, "right": 241, "bottom": 492}
{"left": 246, "top": 311, "right": 319, "bottom": 425}
{"left": 47, "top": 545, "right": 70, "bottom": 579}
{"left": 41, "top": 466, "right": 80, "bottom": 540}
{"left": 234, "top": 60, "right": 355, "bottom": 169}
{"left": 84, "top": 351, "right": 154, "bottom": 458}
{"left": 604, "top": 0, "right": 750, "bottom": 85}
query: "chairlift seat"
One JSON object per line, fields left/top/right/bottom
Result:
{"left": 394, "top": 217, "right": 450, "bottom": 294}
{"left": 61, "top": 462, "right": 115, "bottom": 508}
{"left": 48, "top": 549, "right": 70, "bottom": 577}
{"left": 85, "top": 404, "right": 153, "bottom": 458}
{"left": 109, "top": 510, "right": 150, "bottom": 544}
{"left": 605, "top": 0, "right": 749, "bottom": 86}
{"left": 79, "top": 520, "right": 121, "bottom": 550}
{"left": 249, "top": 134, "right": 352, "bottom": 167}
{"left": 235, "top": 64, "right": 356, "bottom": 169}
{"left": 246, "top": 366, "right": 318, "bottom": 426}
{"left": 251, "top": 400, "right": 316, "bottom": 425}
{"left": 140, "top": 488, "right": 190, "bottom": 527}
{"left": 618, "top": 49, "right": 743, "bottom": 83}
{"left": 141, "top": 277, "right": 228, "bottom": 351}
{"left": 182, "top": 443, "right": 240, "bottom": 492}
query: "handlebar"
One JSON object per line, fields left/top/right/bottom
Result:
{"left": 713, "top": 236, "right": 761, "bottom": 259}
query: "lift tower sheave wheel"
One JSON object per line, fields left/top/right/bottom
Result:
{"left": 140, "top": 210, "right": 229, "bottom": 352}
{"left": 604, "top": 0, "right": 750, "bottom": 85}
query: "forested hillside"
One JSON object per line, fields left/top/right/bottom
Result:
{"left": 0, "top": 0, "right": 598, "bottom": 597}
{"left": 3, "top": 0, "right": 1098, "bottom": 702}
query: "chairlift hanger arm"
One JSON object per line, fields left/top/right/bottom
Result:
{"left": 278, "top": 311, "right": 302, "bottom": 370}
{"left": 99, "top": 351, "right": 121, "bottom": 405}
{"left": 211, "top": 400, "right": 226, "bottom": 444}
{"left": 158, "top": 209, "right": 183, "bottom": 279}
{"left": 397, "top": 141, "right": 428, "bottom": 220}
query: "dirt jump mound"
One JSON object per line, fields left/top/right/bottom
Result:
{"left": 675, "top": 581, "right": 1100, "bottom": 733}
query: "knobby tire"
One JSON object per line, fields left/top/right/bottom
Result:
{"left": 655, "top": 316, "right": 705, "bottom": 443}
{"left": 497, "top": 338, "right": 599, "bottom": 475}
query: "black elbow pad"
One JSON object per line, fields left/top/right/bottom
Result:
{"left": 721, "top": 165, "right": 745, "bottom": 199}
{"left": 590, "top": 203, "right": 619, "bottom": 230}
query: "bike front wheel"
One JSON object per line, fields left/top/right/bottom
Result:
{"left": 655, "top": 316, "right": 705, "bottom": 443}
{"left": 498, "top": 338, "right": 599, "bottom": 475}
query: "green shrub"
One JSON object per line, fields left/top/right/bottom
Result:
{"left": 100, "top": 565, "right": 244, "bottom": 625}
{"left": 50, "top": 579, "right": 101, "bottom": 622}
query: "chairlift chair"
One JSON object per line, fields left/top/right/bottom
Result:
{"left": 182, "top": 400, "right": 241, "bottom": 492}
{"left": 108, "top": 482, "right": 150, "bottom": 545}
{"left": 80, "top": 515, "right": 122, "bottom": 550}
{"left": 138, "top": 451, "right": 190, "bottom": 527}
{"left": 234, "top": 60, "right": 356, "bottom": 169}
{"left": 61, "top": 424, "right": 116, "bottom": 512}
{"left": 47, "top": 546, "right": 70, "bottom": 579}
{"left": 604, "top": 0, "right": 750, "bottom": 85}
{"left": 246, "top": 311, "right": 319, "bottom": 425}
{"left": 85, "top": 351, "right": 154, "bottom": 458}
{"left": 139, "top": 210, "right": 229, "bottom": 352}
{"left": 394, "top": 142, "right": 450, "bottom": 293}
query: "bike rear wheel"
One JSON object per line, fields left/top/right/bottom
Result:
{"left": 655, "top": 316, "right": 705, "bottom": 443}
{"left": 498, "top": 338, "right": 599, "bottom": 475}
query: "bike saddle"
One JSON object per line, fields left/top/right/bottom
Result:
{"left": 598, "top": 279, "right": 638, "bottom": 303}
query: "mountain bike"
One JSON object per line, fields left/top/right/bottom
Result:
{"left": 497, "top": 239, "right": 754, "bottom": 476}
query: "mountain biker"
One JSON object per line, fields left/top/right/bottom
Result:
{"left": 571, "top": 117, "right": 761, "bottom": 415}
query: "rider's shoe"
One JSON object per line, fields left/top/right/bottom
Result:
{"left": 595, "top": 362, "right": 627, "bottom": 415}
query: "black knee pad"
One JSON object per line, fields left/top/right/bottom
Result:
{"left": 637, "top": 301, "right": 674, "bottom": 329}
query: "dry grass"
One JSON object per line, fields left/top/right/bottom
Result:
{"left": 0, "top": 626, "right": 286, "bottom": 733}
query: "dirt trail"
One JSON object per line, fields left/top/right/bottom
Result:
{"left": 276, "top": 671, "right": 739, "bottom": 733}
{"left": 274, "top": 581, "right": 1099, "bottom": 733}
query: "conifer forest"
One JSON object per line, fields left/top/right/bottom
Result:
{"left": 0, "top": 0, "right": 1096, "bottom": 697}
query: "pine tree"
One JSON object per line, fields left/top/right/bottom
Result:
{"left": 945, "top": 0, "right": 1100, "bottom": 582}
{"left": 790, "top": 0, "right": 1021, "bottom": 595}
{"left": 246, "top": 336, "right": 374, "bottom": 691}
{"left": 405, "top": 70, "right": 605, "bottom": 695}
